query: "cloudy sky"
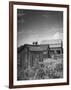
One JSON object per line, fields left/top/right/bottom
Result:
{"left": 17, "top": 9, "right": 63, "bottom": 47}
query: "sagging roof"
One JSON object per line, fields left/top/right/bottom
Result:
{"left": 18, "top": 39, "right": 62, "bottom": 52}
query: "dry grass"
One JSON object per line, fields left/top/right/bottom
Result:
{"left": 17, "top": 56, "right": 63, "bottom": 80}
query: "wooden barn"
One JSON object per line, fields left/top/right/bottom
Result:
{"left": 17, "top": 40, "right": 63, "bottom": 70}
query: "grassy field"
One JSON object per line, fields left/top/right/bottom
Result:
{"left": 17, "top": 56, "right": 63, "bottom": 80}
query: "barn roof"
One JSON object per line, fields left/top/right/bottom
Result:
{"left": 18, "top": 40, "right": 62, "bottom": 52}
{"left": 24, "top": 43, "right": 62, "bottom": 51}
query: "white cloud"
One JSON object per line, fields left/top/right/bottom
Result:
{"left": 53, "top": 32, "right": 63, "bottom": 40}
{"left": 40, "top": 32, "right": 63, "bottom": 44}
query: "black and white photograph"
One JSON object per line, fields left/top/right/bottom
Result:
{"left": 9, "top": 2, "right": 69, "bottom": 88}
{"left": 17, "top": 9, "right": 63, "bottom": 80}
